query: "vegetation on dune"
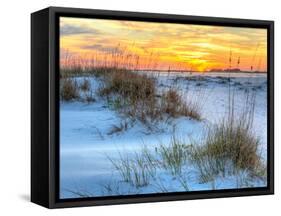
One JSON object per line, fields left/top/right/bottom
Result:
{"left": 84, "top": 90, "right": 95, "bottom": 103}
{"left": 158, "top": 135, "right": 189, "bottom": 175}
{"left": 60, "top": 78, "right": 80, "bottom": 101}
{"left": 60, "top": 48, "right": 267, "bottom": 196}
{"left": 107, "top": 92, "right": 266, "bottom": 191}
{"left": 161, "top": 89, "right": 201, "bottom": 120}
{"left": 107, "top": 148, "right": 157, "bottom": 188}
{"left": 110, "top": 126, "right": 264, "bottom": 191}
{"left": 60, "top": 47, "right": 203, "bottom": 126}
{"left": 98, "top": 69, "right": 155, "bottom": 99}
{"left": 79, "top": 78, "right": 91, "bottom": 92}
{"left": 96, "top": 68, "right": 202, "bottom": 127}
{"left": 60, "top": 66, "right": 202, "bottom": 126}
{"left": 189, "top": 92, "right": 265, "bottom": 185}
{"left": 60, "top": 76, "right": 96, "bottom": 103}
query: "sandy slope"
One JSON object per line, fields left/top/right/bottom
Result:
{"left": 60, "top": 72, "right": 267, "bottom": 198}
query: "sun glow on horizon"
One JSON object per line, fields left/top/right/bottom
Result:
{"left": 60, "top": 17, "right": 267, "bottom": 72}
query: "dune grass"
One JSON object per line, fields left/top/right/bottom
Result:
{"left": 60, "top": 78, "right": 80, "bottom": 101}
{"left": 108, "top": 147, "right": 157, "bottom": 188}
{"left": 80, "top": 78, "right": 91, "bottom": 91}
{"left": 60, "top": 48, "right": 203, "bottom": 126}
{"left": 98, "top": 69, "right": 155, "bottom": 100}
{"left": 189, "top": 92, "right": 264, "bottom": 184}
{"left": 161, "top": 89, "right": 201, "bottom": 120}
{"left": 158, "top": 135, "right": 189, "bottom": 175}
{"left": 96, "top": 68, "right": 202, "bottom": 126}
{"left": 60, "top": 66, "right": 202, "bottom": 126}
{"left": 60, "top": 48, "right": 266, "bottom": 194}
{"left": 108, "top": 92, "right": 265, "bottom": 190}
{"left": 60, "top": 76, "right": 97, "bottom": 103}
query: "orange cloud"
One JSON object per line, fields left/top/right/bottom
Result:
{"left": 60, "top": 17, "right": 267, "bottom": 72}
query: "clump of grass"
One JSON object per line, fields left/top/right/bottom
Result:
{"left": 189, "top": 92, "right": 264, "bottom": 184}
{"left": 124, "top": 97, "right": 161, "bottom": 127}
{"left": 184, "top": 103, "right": 201, "bottom": 121}
{"left": 108, "top": 147, "right": 157, "bottom": 188}
{"left": 108, "top": 153, "right": 132, "bottom": 183}
{"left": 107, "top": 140, "right": 192, "bottom": 191}
{"left": 61, "top": 53, "right": 203, "bottom": 126}
{"left": 161, "top": 89, "right": 201, "bottom": 120}
{"left": 99, "top": 69, "right": 155, "bottom": 101}
{"left": 130, "top": 153, "right": 151, "bottom": 187}
{"left": 84, "top": 90, "right": 95, "bottom": 103}
{"left": 104, "top": 80, "right": 264, "bottom": 192}
{"left": 161, "top": 89, "right": 183, "bottom": 117}
{"left": 98, "top": 69, "right": 160, "bottom": 125}
{"left": 189, "top": 143, "right": 222, "bottom": 184}
{"left": 80, "top": 78, "right": 91, "bottom": 91}
{"left": 98, "top": 69, "right": 201, "bottom": 128}
{"left": 205, "top": 120, "right": 260, "bottom": 171}
{"left": 60, "top": 78, "right": 80, "bottom": 101}
{"left": 158, "top": 135, "right": 189, "bottom": 175}
{"left": 141, "top": 146, "right": 158, "bottom": 178}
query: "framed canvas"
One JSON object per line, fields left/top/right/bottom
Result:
{"left": 31, "top": 6, "right": 274, "bottom": 208}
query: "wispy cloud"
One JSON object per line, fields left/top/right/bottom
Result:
{"left": 60, "top": 24, "right": 99, "bottom": 36}
{"left": 81, "top": 44, "right": 123, "bottom": 54}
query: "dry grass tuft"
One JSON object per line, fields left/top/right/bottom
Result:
{"left": 99, "top": 69, "right": 155, "bottom": 101}
{"left": 161, "top": 89, "right": 201, "bottom": 120}
{"left": 60, "top": 78, "right": 80, "bottom": 101}
{"left": 80, "top": 78, "right": 91, "bottom": 91}
{"left": 189, "top": 92, "right": 264, "bottom": 183}
{"left": 98, "top": 70, "right": 201, "bottom": 127}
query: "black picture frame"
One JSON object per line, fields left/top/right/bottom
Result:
{"left": 31, "top": 6, "right": 274, "bottom": 208}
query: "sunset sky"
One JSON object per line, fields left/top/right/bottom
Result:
{"left": 60, "top": 17, "right": 267, "bottom": 72}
